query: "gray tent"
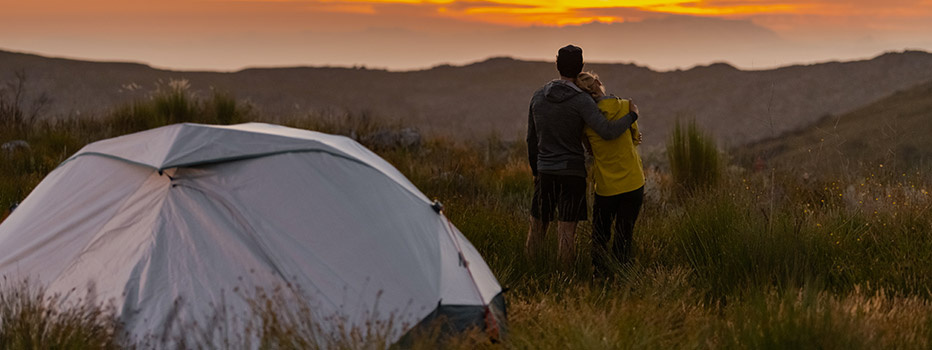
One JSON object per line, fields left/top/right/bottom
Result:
{"left": 0, "top": 122, "right": 506, "bottom": 344}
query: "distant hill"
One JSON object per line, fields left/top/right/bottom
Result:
{"left": 3, "top": 49, "right": 932, "bottom": 147}
{"left": 738, "top": 79, "right": 932, "bottom": 173}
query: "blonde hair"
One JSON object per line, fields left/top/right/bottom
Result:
{"left": 576, "top": 71, "right": 605, "bottom": 96}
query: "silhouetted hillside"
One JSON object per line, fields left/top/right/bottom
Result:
{"left": 3, "top": 49, "right": 932, "bottom": 146}
{"left": 739, "top": 79, "right": 932, "bottom": 173}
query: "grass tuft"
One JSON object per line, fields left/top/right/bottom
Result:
{"left": 667, "top": 119, "right": 721, "bottom": 194}
{"left": 0, "top": 278, "right": 125, "bottom": 349}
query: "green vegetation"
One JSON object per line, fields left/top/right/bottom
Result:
{"left": 3, "top": 78, "right": 932, "bottom": 348}
{"left": 667, "top": 119, "right": 721, "bottom": 194}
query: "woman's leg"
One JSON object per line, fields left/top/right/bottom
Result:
{"left": 612, "top": 186, "right": 644, "bottom": 264}
{"left": 592, "top": 194, "right": 619, "bottom": 274}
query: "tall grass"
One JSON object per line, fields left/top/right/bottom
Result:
{"left": 668, "top": 188, "right": 831, "bottom": 300}
{"left": 0, "top": 80, "right": 251, "bottom": 215}
{"left": 0, "top": 279, "right": 125, "bottom": 349}
{"left": 109, "top": 80, "right": 249, "bottom": 133}
{"left": 667, "top": 119, "right": 721, "bottom": 193}
{"left": 3, "top": 76, "right": 932, "bottom": 347}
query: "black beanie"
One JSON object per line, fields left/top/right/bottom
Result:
{"left": 557, "top": 45, "right": 584, "bottom": 78}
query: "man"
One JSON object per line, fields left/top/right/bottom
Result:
{"left": 526, "top": 44, "right": 638, "bottom": 269}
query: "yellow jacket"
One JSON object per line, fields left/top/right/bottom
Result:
{"left": 584, "top": 97, "right": 645, "bottom": 196}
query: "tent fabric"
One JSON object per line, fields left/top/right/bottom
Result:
{"left": 0, "top": 122, "right": 503, "bottom": 344}
{"left": 65, "top": 123, "right": 431, "bottom": 205}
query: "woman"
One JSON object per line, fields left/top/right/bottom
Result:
{"left": 576, "top": 71, "right": 645, "bottom": 274}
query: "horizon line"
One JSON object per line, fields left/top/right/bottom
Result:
{"left": 1, "top": 46, "right": 929, "bottom": 75}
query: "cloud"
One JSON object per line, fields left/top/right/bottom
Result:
{"left": 6, "top": 0, "right": 932, "bottom": 29}
{"left": 443, "top": 0, "right": 539, "bottom": 11}
{"left": 568, "top": 6, "right": 673, "bottom": 21}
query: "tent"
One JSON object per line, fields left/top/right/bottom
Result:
{"left": 0, "top": 122, "right": 505, "bottom": 345}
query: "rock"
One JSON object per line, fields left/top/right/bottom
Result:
{"left": 397, "top": 128, "right": 422, "bottom": 150}
{"left": 438, "top": 171, "right": 466, "bottom": 183}
{"left": 1, "top": 140, "right": 30, "bottom": 153}
{"left": 482, "top": 138, "right": 513, "bottom": 166}
{"left": 364, "top": 128, "right": 421, "bottom": 151}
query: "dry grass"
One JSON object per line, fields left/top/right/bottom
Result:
{"left": 0, "top": 278, "right": 124, "bottom": 350}
{"left": 3, "top": 80, "right": 932, "bottom": 348}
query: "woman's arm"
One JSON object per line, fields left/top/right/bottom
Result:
{"left": 629, "top": 101, "right": 642, "bottom": 145}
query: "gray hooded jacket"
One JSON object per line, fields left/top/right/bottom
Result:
{"left": 527, "top": 79, "right": 637, "bottom": 177}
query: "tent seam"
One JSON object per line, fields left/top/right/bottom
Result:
{"left": 66, "top": 149, "right": 432, "bottom": 205}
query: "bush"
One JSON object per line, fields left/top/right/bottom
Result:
{"left": 152, "top": 80, "right": 197, "bottom": 125}
{"left": 110, "top": 80, "right": 249, "bottom": 132}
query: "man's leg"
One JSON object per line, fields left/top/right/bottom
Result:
{"left": 527, "top": 175, "right": 554, "bottom": 261}
{"left": 555, "top": 175, "right": 586, "bottom": 270}
{"left": 526, "top": 215, "right": 549, "bottom": 261}
{"left": 557, "top": 220, "right": 577, "bottom": 269}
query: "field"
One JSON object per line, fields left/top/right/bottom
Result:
{"left": 3, "top": 82, "right": 932, "bottom": 349}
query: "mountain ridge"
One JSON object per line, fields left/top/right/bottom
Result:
{"left": 2, "top": 48, "right": 932, "bottom": 147}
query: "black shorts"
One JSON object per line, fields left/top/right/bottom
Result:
{"left": 530, "top": 173, "right": 588, "bottom": 222}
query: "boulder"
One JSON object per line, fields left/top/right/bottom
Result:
{"left": 364, "top": 128, "right": 421, "bottom": 150}
{"left": 1, "top": 140, "right": 30, "bottom": 153}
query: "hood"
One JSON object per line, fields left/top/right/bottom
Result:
{"left": 543, "top": 80, "right": 583, "bottom": 103}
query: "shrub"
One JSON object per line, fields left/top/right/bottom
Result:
{"left": 106, "top": 82, "right": 250, "bottom": 133}
{"left": 209, "top": 91, "right": 246, "bottom": 125}
{"left": 153, "top": 80, "right": 197, "bottom": 125}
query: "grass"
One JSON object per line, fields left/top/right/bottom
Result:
{"left": 0, "top": 278, "right": 123, "bottom": 350}
{"left": 3, "top": 78, "right": 932, "bottom": 348}
{"left": 667, "top": 119, "right": 721, "bottom": 194}
{"left": 737, "top": 79, "right": 932, "bottom": 174}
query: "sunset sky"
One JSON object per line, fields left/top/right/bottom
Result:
{"left": 2, "top": 0, "right": 932, "bottom": 71}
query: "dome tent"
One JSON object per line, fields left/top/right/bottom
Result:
{"left": 0, "top": 122, "right": 505, "bottom": 345}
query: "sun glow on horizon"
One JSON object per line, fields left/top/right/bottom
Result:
{"left": 287, "top": 0, "right": 809, "bottom": 27}
{"left": 7, "top": 0, "right": 931, "bottom": 31}
{"left": 3, "top": 0, "right": 931, "bottom": 71}
{"left": 200, "top": 0, "right": 813, "bottom": 28}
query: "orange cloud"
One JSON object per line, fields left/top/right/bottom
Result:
{"left": 7, "top": 0, "right": 931, "bottom": 29}
{"left": 4, "top": 0, "right": 932, "bottom": 41}
{"left": 194, "top": 0, "right": 801, "bottom": 26}
{"left": 256, "top": 0, "right": 927, "bottom": 31}
{"left": 314, "top": 3, "right": 378, "bottom": 14}
{"left": 301, "top": 0, "right": 805, "bottom": 25}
